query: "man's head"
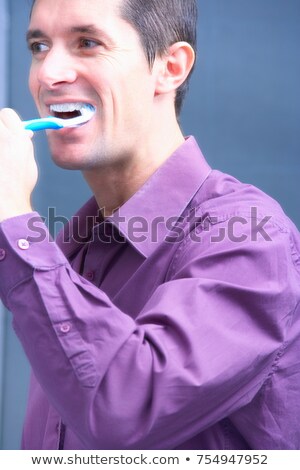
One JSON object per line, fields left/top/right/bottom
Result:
{"left": 30, "top": 0, "right": 197, "bottom": 117}
{"left": 28, "top": 0, "right": 196, "bottom": 171}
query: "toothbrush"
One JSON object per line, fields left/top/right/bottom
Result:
{"left": 23, "top": 105, "right": 95, "bottom": 132}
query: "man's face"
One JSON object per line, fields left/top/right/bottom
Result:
{"left": 28, "top": 0, "right": 158, "bottom": 170}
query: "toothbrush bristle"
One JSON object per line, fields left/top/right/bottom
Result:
{"left": 81, "top": 104, "right": 95, "bottom": 116}
{"left": 67, "top": 105, "right": 95, "bottom": 127}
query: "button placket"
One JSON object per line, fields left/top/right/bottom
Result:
{"left": 86, "top": 271, "right": 95, "bottom": 281}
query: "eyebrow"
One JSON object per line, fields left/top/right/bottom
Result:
{"left": 26, "top": 24, "right": 114, "bottom": 44}
{"left": 26, "top": 29, "right": 44, "bottom": 43}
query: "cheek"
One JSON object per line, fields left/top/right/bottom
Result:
{"left": 28, "top": 65, "right": 39, "bottom": 97}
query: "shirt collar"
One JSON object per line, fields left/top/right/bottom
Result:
{"left": 57, "top": 136, "right": 211, "bottom": 259}
{"left": 108, "top": 136, "right": 211, "bottom": 257}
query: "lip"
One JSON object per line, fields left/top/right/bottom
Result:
{"left": 46, "top": 121, "right": 92, "bottom": 136}
{"left": 54, "top": 125, "right": 89, "bottom": 135}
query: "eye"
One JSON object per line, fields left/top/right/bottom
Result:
{"left": 29, "top": 42, "right": 49, "bottom": 55}
{"left": 79, "top": 38, "right": 101, "bottom": 49}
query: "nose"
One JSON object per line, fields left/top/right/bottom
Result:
{"left": 36, "top": 47, "right": 77, "bottom": 89}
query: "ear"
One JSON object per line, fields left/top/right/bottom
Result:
{"left": 154, "top": 42, "right": 195, "bottom": 96}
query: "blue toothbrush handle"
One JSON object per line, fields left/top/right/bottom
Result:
{"left": 23, "top": 118, "right": 62, "bottom": 131}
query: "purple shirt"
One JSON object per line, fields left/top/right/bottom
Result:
{"left": 0, "top": 137, "right": 299, "bottom": 450}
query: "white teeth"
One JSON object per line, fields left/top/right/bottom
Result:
{"left": 50, "top": 102, "right": 90, "bottom": 113}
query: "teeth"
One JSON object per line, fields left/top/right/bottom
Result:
{"left": 50, "top": 102, "right": 92, "bottom": 113}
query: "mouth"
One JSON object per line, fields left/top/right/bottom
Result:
{"left": 49, "top": 102, "right": 95, "bottom": 120}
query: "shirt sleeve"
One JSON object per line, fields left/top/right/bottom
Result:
{"left": 0, "top": 211, "right": 297, "bottom": 449}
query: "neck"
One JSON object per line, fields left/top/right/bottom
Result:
{"left": 83, "top": 113, "right": 184, "bottom": 217}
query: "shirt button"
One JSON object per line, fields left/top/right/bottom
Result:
{"left": 86, "top": 271, "right": 94, "bottom": 281}
{"left": 0, "top": 249, "right": 6, "bottom": 261}
{"left": 17, "top": 239, "right": 30, "bottom": 250}
{"left": 60, "top": 323, "right": 71, "bottom": 334}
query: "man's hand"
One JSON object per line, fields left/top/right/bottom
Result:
{"left": 0, "top": 108, "right": 38, "bottom": 223}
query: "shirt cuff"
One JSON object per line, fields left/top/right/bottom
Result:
{"left": 0, "top": 212, "right": 67, "bottom": 305}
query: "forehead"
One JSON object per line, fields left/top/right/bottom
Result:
{"left": 27, "top": 0, "right": 144, "bottom": 50}
{"left": 29, "top": 0, "right": 122, "bottom": 30}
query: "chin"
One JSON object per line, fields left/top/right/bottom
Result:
{"left": 49, "top": 139, "right": 88, "bottom": 169}
{"left": 50, "top": 149, "right": 84, "bottom": 170}
{"left": 50, "top": 148, "right": 105, "bottom": 171}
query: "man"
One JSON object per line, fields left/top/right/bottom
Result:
{"left": 0, "top": 0, "right": 299, "bottom": 450}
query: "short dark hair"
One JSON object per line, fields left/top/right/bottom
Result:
{"left": 120, "top": 0, "right": 197, "bottom": 116}
{"left": 30, "top": 0, "right": 197, "bottom": 116}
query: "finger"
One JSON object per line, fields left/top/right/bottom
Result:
{"left": 25, "top": 129, "right": 34, "bottom": 139}
{"left": 0, "top": 108, "right": 22, "bottom": 129}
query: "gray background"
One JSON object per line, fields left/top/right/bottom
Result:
{"left": 0, "top": 0, "right": 299, "bottom": 449}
